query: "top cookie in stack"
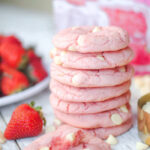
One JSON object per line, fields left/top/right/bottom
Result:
{"left": 50, "top": 26, "right": 134, "bottom": 139}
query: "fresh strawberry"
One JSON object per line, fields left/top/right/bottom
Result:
{"left": 4, "top": 102, "right": 46, "bottom": 140}
{"left": 26, "top": 59, "right": 48, "bottom": 83}
{"left": 26, "top": 47, "right": 40, "bottom": 60}
{"left": 0, "top": 35, "right": 5, "bottom": 45}
{"left": 1, "top": 35, "right": 22, "bottom": 46}
{"left": 0, "top": 36, "right": 28, "bottom": 69}
{"left": 0, "top": 63, "right": 29, "bottom": 95}
{"left": 26, "top": 48, "right": 48, "bottom": 83}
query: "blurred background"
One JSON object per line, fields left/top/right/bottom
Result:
{"left": 0, "top": 0, "right": 53, "bottom": 64}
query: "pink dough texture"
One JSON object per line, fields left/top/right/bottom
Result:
{"left": 50, "top": 91, "right": 130, "bottom": 114}
{"left": 53, "top": 26, "right": 129, "bottom": 53}
{"left": 51, "top": 47, "right": 134, "bottom": 69}
{"left": 24, "top": 125, "right": 110, "bottom": 150}
{"left": 51, "top": 63, "right": 134, "bottom": 87}
{"left": 54, "top": 103, "right": 131, "bottom": 128}
{"left": 50, "top": 79, "right": 131, "bottom": 102}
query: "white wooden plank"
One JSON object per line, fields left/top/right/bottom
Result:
{"left": 0, "top": 114, "right": 20, "bottom": 150}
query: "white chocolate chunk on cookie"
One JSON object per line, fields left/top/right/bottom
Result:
{"left": 93, "top": 27, "right": 101, "bottom": 33}
{"left": 40, "top": 146, "right": 49, "bottom": 150}
{"left": 136, "top": 142, "right": 149, "bottom": 150}
{"left": 106, "top": 134, "right": 118, "bottom": 145}
{"left": 120, "top": 105, "right": 128, "bottom": 113}
{"left": 46, "top": 125, "right": 56, "bottom": 133}
{"left": 68, "top": 46, "right": 76, "bottom": 51}
{"left": 72, "top": 75, "right": 81, "bottom": 86}
{"left": 119, "top": 67, "right": 126, "bottom": 72}
{"left": 61, "top": 51, "right": 67, "bottom": 57}
{"left": 97, "top": 54, "right": 104, "bottom": 61}
{"left": 77, "top": 35, "right": 84, "bottom": 46}
{"left": 111, "top": 113, "right": 123, "bottom": 125}
{"left": 54, "top": 56, "right": 62, "bottom": 65}
{"left": 66, "top": 132, "right": 75, "bottom": 142}
{"left": 50, "top": 48, "right": 57, "bottom": 58}
{"left": 54, "top": 118, "right": 62, "bottom": 126}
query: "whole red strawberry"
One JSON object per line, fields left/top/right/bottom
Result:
{"left": 0, "top": 36, "right": 28, "bottom": 69}
{"left": 4, "top": 102, "right": 46, "bottom": 140}
{"left": 0, "top": 63, "right": 29, "bottom": 95}
{"left": 26, "top": 48, "right": 48, "bottom": 83}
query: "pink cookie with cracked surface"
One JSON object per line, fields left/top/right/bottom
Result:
{"left": 53, "top": 26, "right": 129, "bottom": 53}
{"left": 88, "top": 118, "right": 133, "bottom": 140}
{"left": 50, "top": 79, "right": 131, "bottom": 102}
{"left": 51, "top": 63, "right": 134, "bottom": 87}
{"left": 54, "top": 118, "right": 133, "bottom": 140}
{"left": 24, "top": 125, "right": 110, "bottom": 150}
{"left": 54, "top": 103, "right": 132, "bottom": 129}
{"left": 50, "top": 91, "right": 130, "bottom": 114}
{"left": 51, "top": 47, "right": 134, "bottom": 69}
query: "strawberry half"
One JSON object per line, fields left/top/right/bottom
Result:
{"left": 0, "top": 63, "right": 29, "bottom": 95}
{"left": 0, "top": 36, "right": 28, "bottom": 69}
{"left": 4, "top": 102, "right": 46, "bottom": 140}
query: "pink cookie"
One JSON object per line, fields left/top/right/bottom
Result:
{"left": 24, "top": 125, "right": 110, "bottom": 150}
{"left": 51, "top": 63, "right": 134, "bottom": 87}
{"left": 50, "top": 91, "right": 130, "bottom": 114}
{"left": 50, "top": 79, "right": 131, "bottom": 102}
{"left": 51, "top": 47, "right": 134, "bottom": 69}
{"left": 54, "top": 118, "right": 133, "bottom": 140}
{"left": 53, "top": 26, "right": 129, "bottom": 53}
{"left": 54, "top": 103, "right": 132, "bottom": 128}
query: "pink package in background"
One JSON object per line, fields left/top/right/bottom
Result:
{"left": 53, "top": 0, "right": 150, "bottom": 73}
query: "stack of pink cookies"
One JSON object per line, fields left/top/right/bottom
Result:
{"left": 50, "top": 26, "right": 134, "bottom": 139}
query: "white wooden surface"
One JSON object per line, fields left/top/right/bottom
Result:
{"left": 0, "top": 4, "right": 145, "bottom": 150}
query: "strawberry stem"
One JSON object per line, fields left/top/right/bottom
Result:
{"left": 29, "top": 101, "right": 46, "bottom": 126}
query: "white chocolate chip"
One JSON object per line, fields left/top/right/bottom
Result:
{"left": 119, "top": 67, "right": 126, "bottom": 72}
{"left": 54, "top": 118, "right": 62, "bottom": 126}
{"left": 40, "top": 147, "right": 49, "bottom": 150}
{"left": 54, "top": 56, "right": 62, "bottom": 65}
{"left": 142, "top": 102, "right": 150, "bottom": 114}
{"left": 72, "top": 75, "right": 80, "bottom": 86}
{"left": 77, "top": 35, "right": 84, "bottom": 46}
{"left": 111, "top": 113, "right": 123, "bottom": 125}
{"left": 68, "top": 46, "right": 76, "bottom": 51}
{"left": 105, "top": 134, "right": 118, "bottom": 145}
{"left": 93, "top": 27, "right": 101, "bottom": 33}
{"left": 66, "top": 132, "right": 75, "bottom": 142}
{"left": 97, "top": 54, "right": 104, "bottom": 61}
{"left": 120, "top": 105, "right": 128, "bottom": 113}
{"left": 0, "top": 130, "right": 6, "bottom": 144}
{"left": 46, "top": 125, "right": 56, "bottom": 133}
{"left": 136, "top": 142, "right": 149, "bottom": 150}
{"left": 61, "top": 51, "right": 67, "bottom": 57}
